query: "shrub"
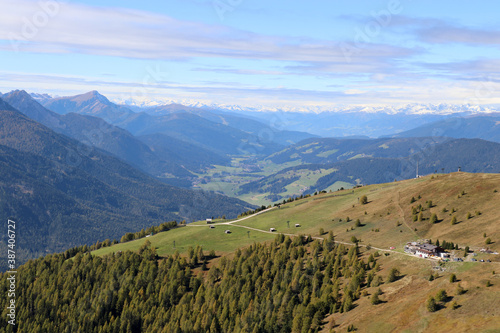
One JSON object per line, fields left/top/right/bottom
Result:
{"left": 360, "top": 195, "right": 368, "bottom": 204}
{"left": 486, "top": 238, "right": 492, "bottom": 245}
{"left": 426, "top": 296, "right": 437, "bottom": 312}
{"left": 371, "top": 291, "right": 381, "bottom": 305}
{"left": 387, "top": 267, "right": 400, "bottom": 283}
{"left": 435, "top": 289, "right": 447, "bottom": 302}
{"left": 417, "top": 212, "right": 423, "bottom": 222}
{"left": 449, "top": 274, "right": 457, "bottom": 283}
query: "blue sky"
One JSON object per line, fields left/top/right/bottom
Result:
{"left": 1, "top": 0, "right": 499, "bottom": 109}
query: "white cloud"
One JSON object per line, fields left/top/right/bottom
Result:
{"left": 0, "top": 0, "right": 416, "bottom": 68}
{"left": 418, "top": 24, "right": 500, "bottom": 47}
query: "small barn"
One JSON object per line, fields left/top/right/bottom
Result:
{"left": 270, "top": 228, "right": 276, "bottom": 232}
{"left": 224, "top": 230, "right": 231, "bottom": 234}
{"left": 295, "top": 224, "right": 301, "bottom": 227}
{"left": 206, "top": 218, "right": 213, "bottom": 224}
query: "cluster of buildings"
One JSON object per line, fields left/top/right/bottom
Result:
{"left": 404, "top": 242, "right": 449, "bottom": 259}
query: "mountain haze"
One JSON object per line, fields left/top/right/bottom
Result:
{"left": 0, "top": 98, "right": 254, "bottom": 265}
{"left": 392, "top": 114, "right": 500, "bottom": 143}
{"left": 2, "top": 91, "right": 209, "bottom": 186}
{"left": 41, "top": 90, "right": 134, "bottom": 122}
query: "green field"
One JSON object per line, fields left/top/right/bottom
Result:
{"left": 198, "top": 161, "right": 347, "bottom": 207}
{"left": 194, "top": 158, "right": 306, "bottom": 205}
{"left": 93, "top": 223, "right": 276, "bottom": 257}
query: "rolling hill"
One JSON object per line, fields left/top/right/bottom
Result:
{"left": 267, "top": 137, "right": 450, "bottom": 165}
{"left": 94, "top": 171, "right": 500, "bottom": 263}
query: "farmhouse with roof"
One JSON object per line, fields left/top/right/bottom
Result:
{"left": 405, "top": 242, "right": 445, "bottom": 258}
{"left": 414, "top": 243, "right": 444, "bottom": 258}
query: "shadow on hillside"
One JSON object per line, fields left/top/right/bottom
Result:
{"left": 435, "top": 295, "right": 454, "bottom": 311}
{"left": 392, "top": 274, "right": 406, "bottom": 282}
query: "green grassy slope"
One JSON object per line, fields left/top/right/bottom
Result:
{"left": 95, "top": 172, "right": 500, "bottom": 259}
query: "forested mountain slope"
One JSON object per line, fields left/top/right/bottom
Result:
{"left": 0, "top": 100, "right": 254, "bottom": 266}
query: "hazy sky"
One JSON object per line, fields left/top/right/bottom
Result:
{"left": 1, "top": 0, "right": 499, "bottom": 108}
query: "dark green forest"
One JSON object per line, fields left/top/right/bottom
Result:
{"left": 0, "top": 234, "right": 389, "bottom": 332}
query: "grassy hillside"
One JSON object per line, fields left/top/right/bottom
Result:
{"left": 90, "top": 172, "right": 500, "bottom": 332}
{"left": 96, "top": 172, "right": 500, "bottom": 258}
{"left": 325, "top": 249, "right": 500, "bottom": 332}
{"left": 237, "top": 172, "right": 500, "bottom": 252}
{"left": 92, "top": 223, "right": 276, "bottom": 258}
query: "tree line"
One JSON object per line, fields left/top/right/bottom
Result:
{"left": 0, "top": 233, "right": 397, "bottom": 332}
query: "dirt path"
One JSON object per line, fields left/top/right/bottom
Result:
{"left": 186, "top": 206, "right": 277, "bottom": 228}
{"left": 397, "top": 191, "right": 419, "bottom": 238}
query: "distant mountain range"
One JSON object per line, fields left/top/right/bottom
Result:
{"left": 41, "top": 90, "right": 134, "bottom": 122}
{"left": 4, "top": 88, "right": 500, "bottom": 203}
{"left": 119, "top": 97, "right": 495, "bottom": 115}
{"left": 30, "top": 90, "right": 500, "bottom": 141}
{"left": 0, "top": 98, "right": 254, "bottom": 265}
{"left": 2, "top": 90, "right": 203, "bottom": 187}
{"left": 35, "top": 91, "right": 316, "bottom": 156}
{"left": 391, "top": 114, "right": 500, "bottom": 143}
{"left": 118, "top": 99, "right": 497, "bottom": 137}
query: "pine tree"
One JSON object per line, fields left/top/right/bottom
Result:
{"left": 426, "top": 296, "right": 437, "bottom": 312}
